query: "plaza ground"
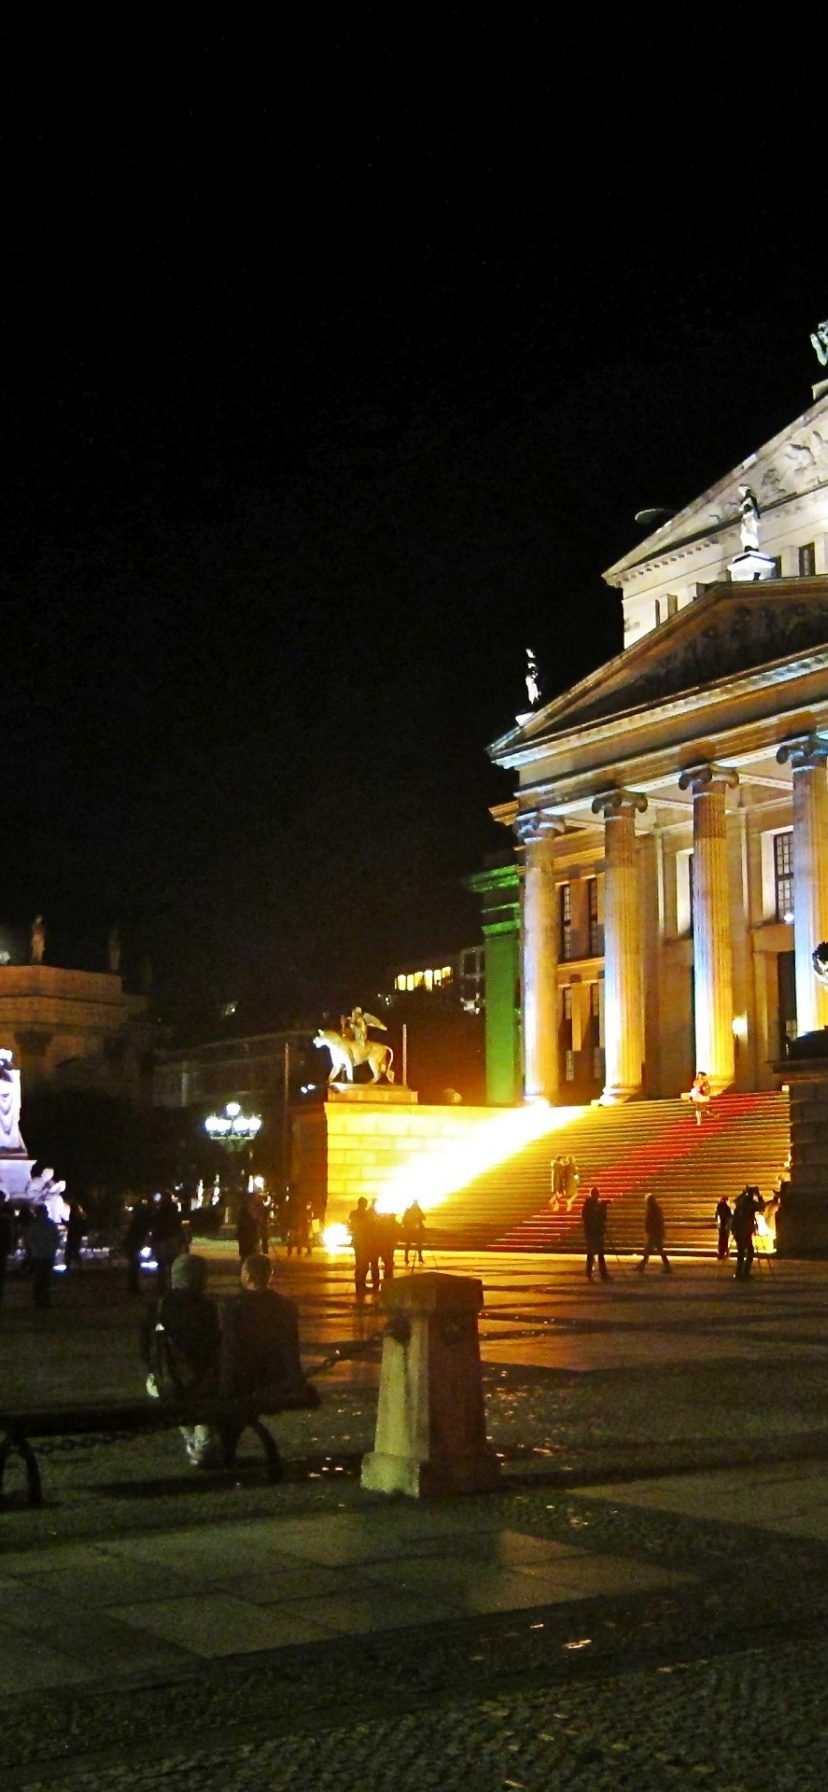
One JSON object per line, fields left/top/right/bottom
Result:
{"left": 2, "top": 1241, "right": 828, "bottom": 1789}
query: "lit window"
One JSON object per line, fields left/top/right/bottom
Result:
{"left": 560, "top": 884, "right": 573, "bottom": 961}
{"left": 774, "top": 832, "right": 794, "bottom": 925}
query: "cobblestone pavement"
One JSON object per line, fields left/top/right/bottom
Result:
{"left": 2, "top": 1248, "right": 828, "bottom": 1789}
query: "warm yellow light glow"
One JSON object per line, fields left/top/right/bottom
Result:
{"left": 322, "top": 1221, "right": 352, "bottom": 1254}
{"left": 371, "top": 1103, "right": 584, "bottom": 1217}
{"left": 732, "top": 1014, "right": 748, "bottom": 1040}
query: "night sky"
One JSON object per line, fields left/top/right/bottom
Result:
{"left": 2, "top": 14, "right": 824, "bottom": 1028}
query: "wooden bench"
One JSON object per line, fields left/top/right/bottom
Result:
{"left": 0, "top": 1386, "right": 320, "bottom": 1507}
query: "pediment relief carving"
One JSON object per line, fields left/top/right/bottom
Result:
{"left": 539, "top": 588, "right": 828, "bottom": 736}
{"left": 607, "top": 395, "right": 828, "bottom": 581}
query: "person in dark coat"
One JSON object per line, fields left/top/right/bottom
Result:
{"left": 731, "top": 1186, "right": 764, "bottom": 1280}
{"left": 636, "top": 1193, "right": 672, "bottom": 1273}
{"left": 140, "top": 1252, "right": 222, "bottom": 1466}
{"left": 236, "top": 1192, "right": 261, "bottom": 1262}
{"left": 220, "top": 1253, "right": 316, "bottom": 1463}
{"left": 124, "top": 1196, "right": 152, "bottom": 1294}
{"left": 0, "top": 1190, "right": 13, "bottom": 1306}
{"left": 348, "top": 1197, "right": 376, "bottom": 1298}
{"left": 402, "top": 1199, "right": 426, "bottom": 1266}
{"left": 715, "top": 1196, "right": 732, "bottom": 1261}
{"left": 149, "top": 1191, "right": 186, "bottom": 1291}
{"left": 28, "top": 1204, "right": 60, "bottom": 1307}
{"left": 581, "top": 1186, "right": 611, "bottom": 1282}
{"left": 63, "top": 1200, "right": 87, "bottom": 1271}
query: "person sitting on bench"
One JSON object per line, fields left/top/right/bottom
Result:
{"left": 141, "top": 1252, "right": 223, "bottom": 1468}
{"left": 219, "top": 1253, "right": 316, "bottom": 1465}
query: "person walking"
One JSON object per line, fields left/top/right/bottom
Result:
{"left": 582, "top": 1185, "right": 611, "bottom": 1283}
{"left": 28, "top": 1203, "right": 60, "bottom": 1308}
{"left": 636, "top": 1193, "right": 672, "bottom": 1273}
{"left": 715, "top": 1195, "right": 732, "bottom": 1261}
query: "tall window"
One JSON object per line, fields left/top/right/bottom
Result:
{"left": 560, "top": 883, "right": 573, "bottom": 961}
{"left": 563, "top": 985, "right": 575, "bottom": 1080}
{"left": 591, "top": 981, "right": 604, "bottom": 1082}
{"left": 588, "top": 877, "right": 603, "bottom": 957}
{"left": 774, "top": 832, "right": 794, "bottom": 924}
{"left": 799, "top": 542, "right": 816, "bottom": 577}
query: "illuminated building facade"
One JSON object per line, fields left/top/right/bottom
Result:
{"left": 489, "top": 388, "right": 828, "bottom": 1104}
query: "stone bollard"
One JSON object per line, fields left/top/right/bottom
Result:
{"left": 360, "top": 1271, "right": 501, "bottom": 1497}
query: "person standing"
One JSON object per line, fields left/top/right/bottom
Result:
{"left": 348, "top": 1197, "right": 372, "bottom": 1299}
{"left": 636, "top": 1193, "right": 672, "bottom": 1273}
{"left": 564, "top": 1156, "right": 580, "bottom": 1210}
{"left": 715, "top": 1195, "right": 732, "bottom": 1261}
{"left": 582, "top": 1186, "right": 611, "bottom": 1283}
{"left": 236, "top": 1192, "right": 261, "bottom": 1263}
{"left": 402, "top": 1199, "right": 426, "bottom": 1265}
{"left": 0, "top": 1191, "right": 13, "bottom": 1307}
{"left": 550, "top": 1155, "right": 566, "bottom": 1212}
{"left": 731, "top": 1186, "right": 764, "bottom": 1281}
{"left": 64, "top": 1200, "right": 87, "bottom": 1271}
{"left": 124, "top": 1196, "right": 152, "bottom": 1294}
{"left": 28, "top": 1203, "right": 60, "bottom": 1308}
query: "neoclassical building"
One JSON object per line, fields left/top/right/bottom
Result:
{"left": 488, "top": 385, "right": 828, "bottom": 1105}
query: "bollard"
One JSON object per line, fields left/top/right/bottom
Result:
{"left": 360, "top": 1272, "right": 501, "bottom": 1497}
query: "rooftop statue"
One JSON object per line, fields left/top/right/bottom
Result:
{"left": 738, "top": 485, "right": 761, "bottom": 553}
{"left": 811, "top": 320, "right": 828, "bottom": 369}
{"left": 30, "top": 914, "right": 45, "bottom": 965}
{"left": 525, "top": 647, "right": 541, "bottom": 708}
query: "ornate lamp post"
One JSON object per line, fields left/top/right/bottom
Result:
{"left": 203, "top": 1100, "right": 263, "bottom": 1151}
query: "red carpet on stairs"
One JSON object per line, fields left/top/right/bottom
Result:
{"left": 426, "top": 1093, "right": 790, "bottom": 1254}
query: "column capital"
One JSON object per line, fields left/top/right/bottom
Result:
{"left": 677, "top": 762, "right": 739, "bottom": 796}
{"left": 591, "top": 788, "right": 648, "bottom": 820}
{"left": 776, "top": 735, "right": 828, "bottom": 772}
{"left": 514, "top": 811, "right": 566, "bottom": 849}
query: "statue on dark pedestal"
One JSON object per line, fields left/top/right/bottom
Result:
{"left": 738, "top": 485, "right": 761, "bottom": 553}
{"left": 30, "top": 916, "right": 45, "bottom": 965}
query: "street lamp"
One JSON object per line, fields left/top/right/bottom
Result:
{"left": 203, "top": 1100, "right": 263, "bottom": 1149}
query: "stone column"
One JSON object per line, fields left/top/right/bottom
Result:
{"left": 677, "top": 764, "right": 738, "bottom": 1093}
{"left": 591, "top": 790, "right": 647, "bottom": 1103}
{"left": 776, "top": 736, "right": 828, "bottom": 1037}
{"left": 516, "top": 814, "right": 564, "bottom": 1101}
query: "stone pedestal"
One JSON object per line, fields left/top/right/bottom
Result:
{"left": 728, "top": 550, "right": 777, "bottom": 582}
{"left": 774, "top": 1043, "right": 828, "bottom": 1256}
{"left": 360, "top": 1273, "right": 501, "bottom": 1497}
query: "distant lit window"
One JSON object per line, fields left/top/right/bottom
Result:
{"left": 588, "top": 878, "right": 603, "bottom": 957}
{"left": 799, "top": 542, "right": 816, "bottom": 577}
{"left": 774, "top": 832, "right": 794, "bottom": 925}
{"left": 560, "top": 884, "right": 573, "bottom": 961}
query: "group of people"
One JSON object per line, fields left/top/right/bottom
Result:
{"left": 580, "top": 1181, "right": 775, "bottom": 1282}
{"left": 0, "top": 1193, "right": 88, "bottom": 1308}
{"left": 549, "top": 1155, "right": 580, "bottom": 1213}
{"left": 348, "top": 1197, "right": 426, "bottom": 1297}
{"left": 140, "top": 1249, "right": 314, "bottom": 1468}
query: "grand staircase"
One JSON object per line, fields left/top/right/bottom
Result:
{"left": 427, "top": 1093, "right": 790, "bottom": 1253}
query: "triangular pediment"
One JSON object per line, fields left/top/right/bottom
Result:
{"left": 604, "top": 391, "right": 828, "bottom": 586}
{"left": 490, "top": 577, "right": 828, "bottom": 757}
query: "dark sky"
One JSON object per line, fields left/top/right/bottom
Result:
{"left": 1, "top": 13, "right": 825, "bottom": 1026}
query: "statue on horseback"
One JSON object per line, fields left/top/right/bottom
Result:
{"left": 314, "top": 1007, "right": 395, "bottom": 1084}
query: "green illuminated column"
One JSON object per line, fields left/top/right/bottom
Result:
{"left": 466, "top": 863, "right": 521, "bottom": 1104}
{"left": 516, "top": 814, "right": 565, "bottom": 1102}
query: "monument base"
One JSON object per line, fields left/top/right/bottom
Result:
{"left": 326, "top": 1082, "right": 418, "bottom": 1105}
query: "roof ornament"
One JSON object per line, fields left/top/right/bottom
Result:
{"left": 810, "top": 320, "right": 828, "bottom": 369}
{"left": 525, "top": 648, "right": 541, "bottom": 709}
{"left": 729, "top": 484, "right": 776, "bottom": 584}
